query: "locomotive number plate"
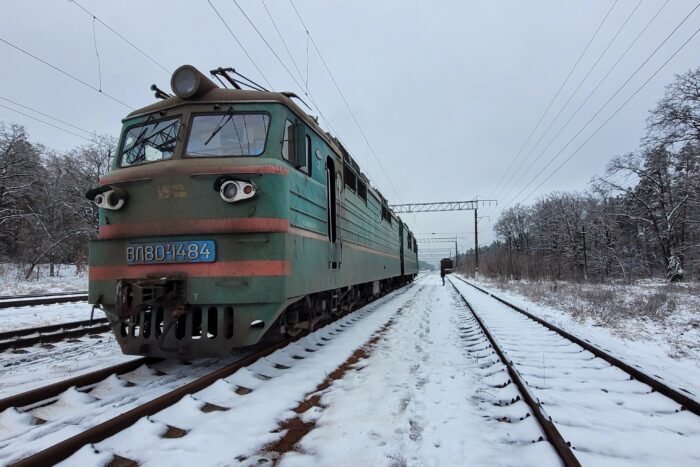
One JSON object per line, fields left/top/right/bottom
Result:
{"left": 126, "top": 240, "right": 216, "bottom": 265}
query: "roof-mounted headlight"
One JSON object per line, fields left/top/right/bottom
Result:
{"left": 170, "top": 65, "right": 218, "bottom": 99}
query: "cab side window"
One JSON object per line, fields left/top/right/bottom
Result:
{"left": 283, "top": 119, "right": 312, "bottom": 176}
{"left": 301, "top": 134, "right": 311, "bottom": 175}
{"left": 282, "top": 120, "right": 295, "bottom": 162}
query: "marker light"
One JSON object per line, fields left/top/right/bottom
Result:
{"left": 94, "top": 189, "right": 126, "bottom": 210}
{"left": 219, "top": 180, "right": 256, "bottom": 203}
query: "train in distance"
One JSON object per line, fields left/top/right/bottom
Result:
{"left": 86, "top": 65, "right": 418, "bottom": 359}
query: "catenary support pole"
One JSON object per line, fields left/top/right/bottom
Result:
{"left": 582, "top": 226, "right": 588, "bottom": 281}
{"left": 474, "top": 208, "right": 479, "bottom": 278}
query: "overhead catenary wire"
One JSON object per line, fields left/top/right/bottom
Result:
{"left": 227, "top": 0, "right": 341, "bottom": 139}
{"left": 501, "top": 5, "right": 700, "bottom": 211}
{"left": 206, "top": 0, "right": 274, "bottom": 90}
{"left": 0, "top": 102, "right": 95, "bottom": 142}
{"left": 231, "top": 0, "right": 306, "bottom": 93}
{"left": 0, "top": 37, "right": 134, "bottom": 110}
{"left": 69, "top": 0, "right": 171, "bottom": 75}
{"left": 235, "top": 0, "right": 415, "bottom": 222}
{"left": 516, "top": 24, "right": 700, "bottom": 206}
{"left": 260, "top": 0, "right": 306, "bottom": 85}
{"left": 494, "top": 0, "right": 644, "bottom": 205}
{"left": 496, "top": 0, "right": 671, "bottom": 208}
{"left": 92, "top": 16, "right": 102, "bottom": 91}
{"left": 488, "top": 0, "right": 620, "bottom": 200}
{"left": 287, "top": 0, "right": 406, "bottom": 205}
{"left": 0, "top": 96, "right": 96, "bottom": 137}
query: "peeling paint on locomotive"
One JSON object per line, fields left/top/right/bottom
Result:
{"left": 87, "top": 65, "right": 418, "bottom": 358}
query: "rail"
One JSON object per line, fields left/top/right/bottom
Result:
{"left": 448, "top": 278, "right": 581, "bottom": 467}
{"left": 454, "top": 275, "right": 700, "bottom": 416}
{"left": 0, "top": 357, "right": 157, "bottom": 412}
{"left": 0, "top": 318, "right": 110, "bottom": 352}
{"left": 0, "top": 292, "right": 89, "bottom": 309}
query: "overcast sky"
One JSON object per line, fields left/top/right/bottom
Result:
{"left": 1, "top": 0, "right": 698, "bottom": 257}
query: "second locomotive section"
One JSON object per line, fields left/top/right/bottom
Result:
{"left": 88, "top": 66, "right": 418, "bottom": 358}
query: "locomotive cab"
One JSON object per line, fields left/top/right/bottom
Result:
{"left": 88, "top": 65, "right": 418, "bottom": 359}
{"left": 88, "top": 67, "right": 306, "bottom": 357}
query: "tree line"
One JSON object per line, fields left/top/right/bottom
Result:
{"left": 0, "top": 123, "right": 115, "bottom": 277}
{"left": 460, "top": 67, "right": 700, "bottom": 282}
{"left": 2, "top": 68, "right": 698, "bottom": 282}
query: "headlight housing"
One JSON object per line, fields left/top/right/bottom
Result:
{"left": 219, "top": 180, "right": 256, "bottom": 203}
{"left": 93, "top": 188, "right": 127, "bottom": 210}
{"left": 170, "top": 65, "right": 217, "bottom": 99}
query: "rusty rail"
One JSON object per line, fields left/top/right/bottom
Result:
{"left": 11, "top": 337, "right": 298, "bottom": 466}
{"left": 9, "top": 280, "right": 418, "bottom": 466}
{"left": 448, "top": 279, "right": 582, "bottom": 467}
{"left": 0, "top": 318, "right": 110, "bottom": 352}
{"left": 0, "top": 292, "right": 88, "bottom": 309}
{"left": 0, "top": 357, "right": 158, "bottom": 412}
{"left": 454, "top": 276, "right": 700, "bottom": 416}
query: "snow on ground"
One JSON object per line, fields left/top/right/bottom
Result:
{"left": 470, "top": 276, "right": 700, "bottom": 402}
{"left": 1, "top": 301, "right": 94, "bottom": 332}
{"left": 60, "top": 274, "right": 561, "bottom": 467}
{"left": 452, "top": 277, "right": 700, "bottom": 467}
{"left": 0, "top": 330, "right": 132, "bottom": 400}
{"left": 0, "top": 264, "right": 87, "bottom": 296}
{"left": 276, "top": 273, "right": 557, "bottom": 467}
{"left": 0, "top": 348, "right": 244, "bottom": 464}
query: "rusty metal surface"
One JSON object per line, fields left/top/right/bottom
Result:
{"left": 0, "top": 318, "right": 108, "bottom": 341}
{"left": 12, "top": 281, "right": 415, "bottom": 466}
{"left": 10, "top": 337, "right": 296, "bottom": 466}
{"left": 457, "top": 276, "right": 700, "bottom": 417}
{"left": 0, "top": 357, "right": 157, "bottom": 412}
{"left": 0, "top": 293, "right": 88, "bottom": 309}
{"left": 0, "top": 320, "right": 111, "bottom": 352}
{"left": 449, "top": 279, "right": 582, "bottom": 467}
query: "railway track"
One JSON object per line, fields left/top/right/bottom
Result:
{"left": 0, "top": 291, "right": 88, "bottom": 309}
{"left": 2, "top": 281, "right": 420, "bottom": 466}
{"left": 449, "top": 275, "right": 700, "bottom": 466}
{"left": 0, "top": 318, "right": 110, "bottom": 352}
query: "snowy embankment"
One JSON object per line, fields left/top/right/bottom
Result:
{"left": 452, "top": 277, "right": 700, "bottom": 467}
{"left": 470, "top": 276, "right": 700, "bottom": 404}
{"left": 60, "top": 274, "right": 559, "bottom": 467}
{"left": 1, "top": 302, "right": 94, "bottom": 333}
{"left": 0, "top": 264, "right": 87, "bottom": 296}
{"left": 0, "top": 327, "right": 132, "bottom": 401}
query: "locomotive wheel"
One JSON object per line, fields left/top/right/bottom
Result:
{"left": 281, "top": 308, "right": 303, "bottom": 337}
{"left": 312, "top": 295, "right": 329, "bottom": 317}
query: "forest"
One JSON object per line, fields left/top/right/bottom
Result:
{"left": 459, "top": 67, "right": 700, "bottom": 282}
{"left": 0, "top": 126, "right": 114, "bottom": 278}
{"left": 1, "top": 68, "right": 699, "bottom": 282}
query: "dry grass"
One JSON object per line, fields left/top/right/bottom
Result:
{"left": 487, "top": 279, "right": 683, "bottom": 327}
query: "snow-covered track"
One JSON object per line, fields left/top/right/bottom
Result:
{"left": 0, "top": 292, "right": 88, "bottom": 309}
{"left": 450, "top": 275, "right": 700, "bottom": 466}
{"left": 8, "top": 282, "right": 420, "bottom": 466}
{"left": 448, "top": 280, "right": 581, "bottom": 467}
{"left": 10, "top": 341, "right": 291, "bottom": 467}
{"left": 0, "top": 357, "right": 156, "bottom": 412}
{"left": 0, "top": 318, "right": 110, "bottom": 352}
{"left": 458, "top": 276, "right": 700, "bottom": 415}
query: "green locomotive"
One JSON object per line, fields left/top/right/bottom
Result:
{"left": 87, "top": 65, "right": 418, "bottom": 358}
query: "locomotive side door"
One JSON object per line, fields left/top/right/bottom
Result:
{"left": 326, "top": 157, "right": 341, "bottom": 269}
{"left": 399, "top": 221, "right": 405, "bottom": 276}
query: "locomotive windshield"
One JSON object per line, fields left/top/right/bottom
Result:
{"left": 186, "top": 113, "right": 270, "bottom": 157}
{"left": 120, "top": 117, "right": 181, "bottom": 167}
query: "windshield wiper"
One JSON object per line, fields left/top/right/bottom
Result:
{"left": 204, "top": 108, "right": 234, "bottom": 146}
{"left": 120, "top": 114, "right": 157, "bottom": 157}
